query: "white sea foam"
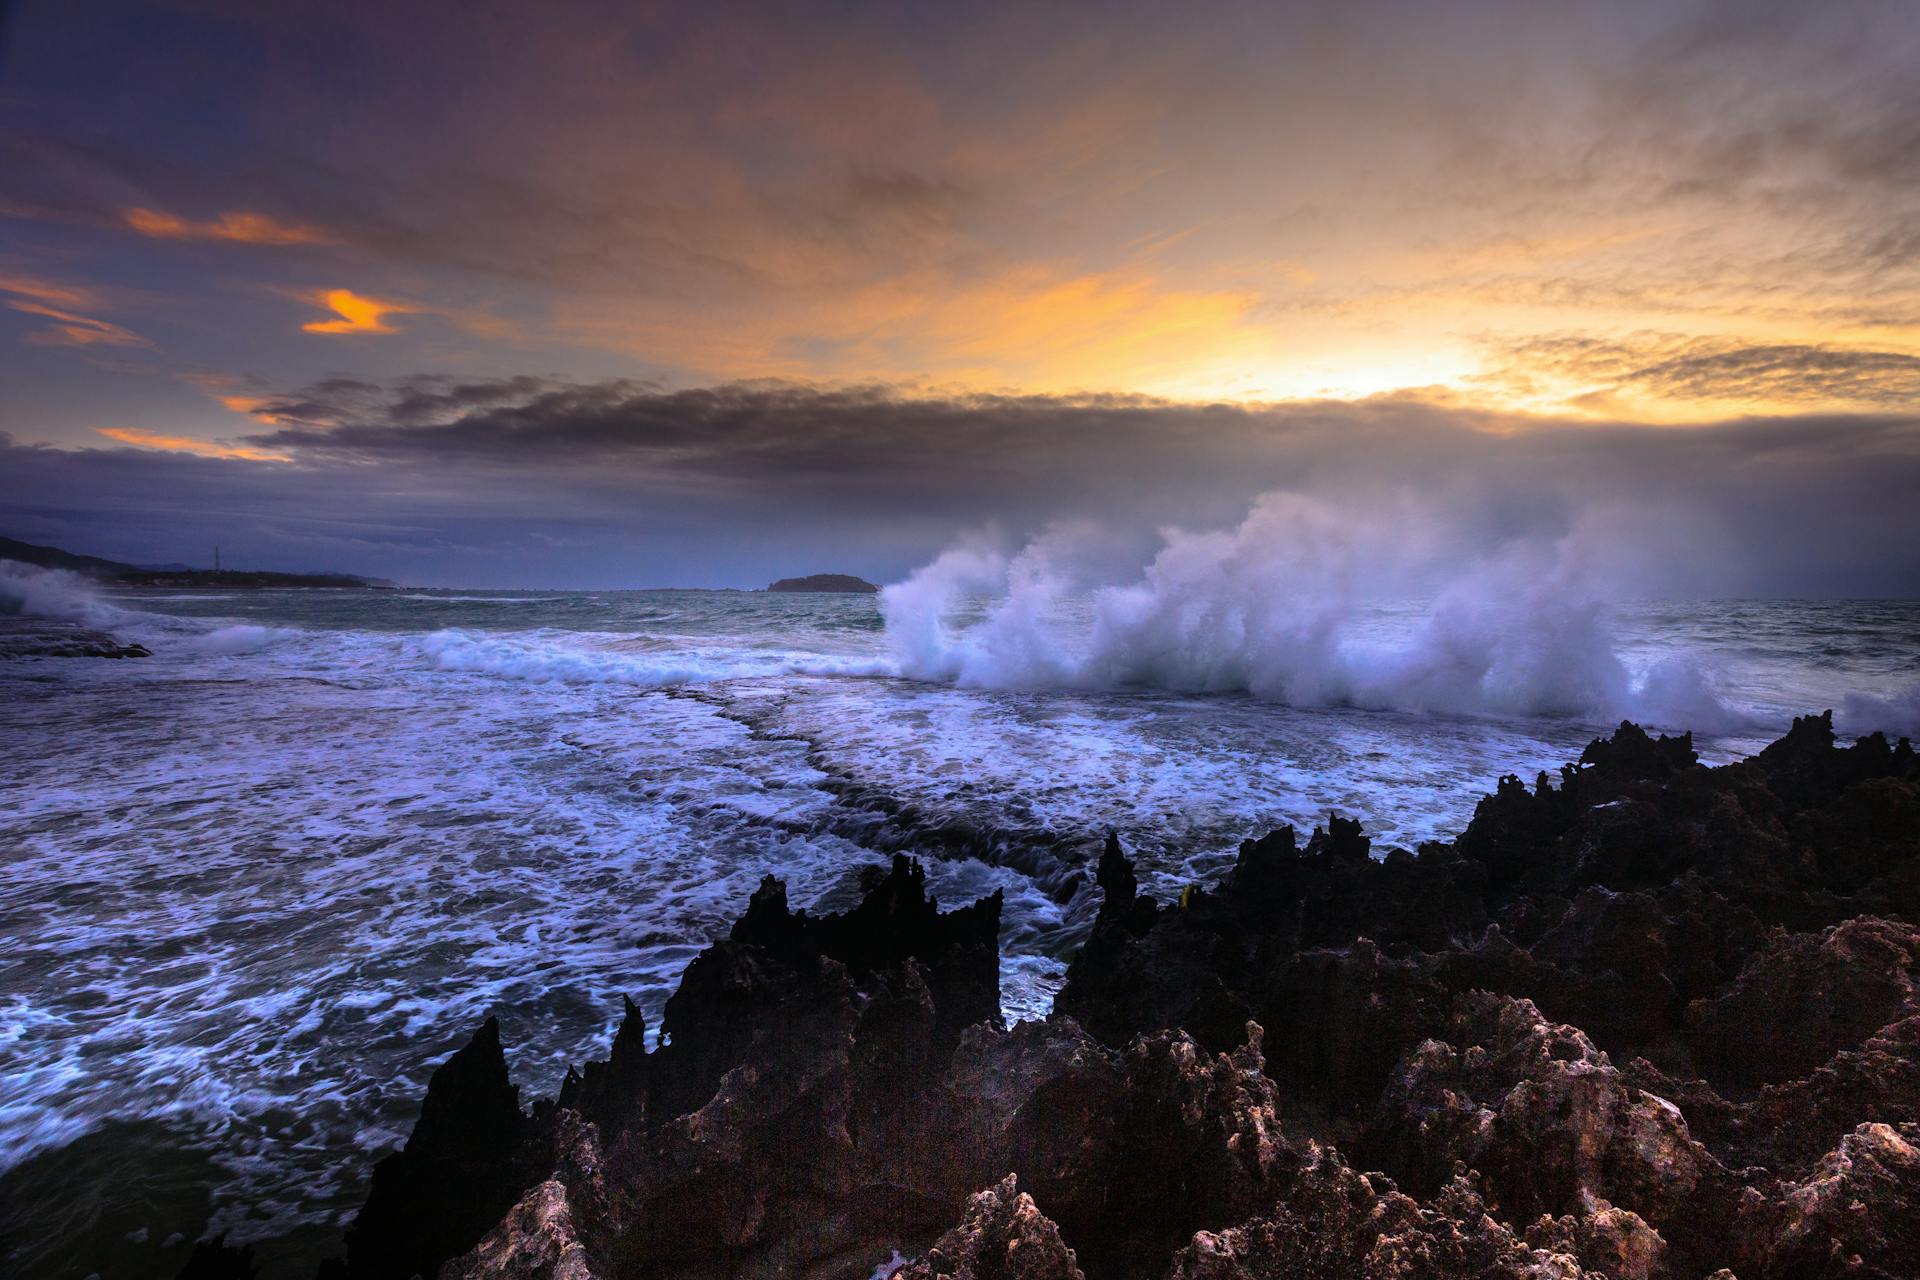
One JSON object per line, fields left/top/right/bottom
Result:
{"left": 419, "top": 627, "right": 894, "bottom": 687}
{"left": 881, "top": 493, "right": 1750, "bottom": 733}
{"left": 421, "top": 628, "right": 717, "bottom": 685}
{"left": 0, "top": 560, "right": 138, "bottom": 628}
{"left": 1841, "top": 683, "right": 1920, "bottom": 738}
{"left": 2, "top": 572, "right": 1911, "bottom": 1261}
{"left": 183, "top": 624, "right": 299, "bottom": 655}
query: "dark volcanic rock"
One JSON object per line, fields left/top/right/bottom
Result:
{"left": 1742, "top": 1121, "right": 1920, "bottom": 1280}
{"left": 898, "top": 1176, "right": 1085, "bottom": 1280}
{"left": 174, "top": 1236, "right": 259, "bottom": 1279}
{"left": 1164, "top": 1148, "right": 1606, "bottom": 1280}
{"left": 0, "top": 617, "right": 151, "bottom": 658}
{"left": 318, "top": 715, "right": 1920, "bottom": 1280}
{"left": 337, "top": 1018, "right": 536, "bottom": 1279}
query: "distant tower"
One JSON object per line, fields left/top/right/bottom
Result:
{"left": 215, "top": 545, "right": 221, "bottom": 572}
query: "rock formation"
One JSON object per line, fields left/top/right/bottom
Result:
{"left": 0, "top": 618, "right": 150, "bottom": 658}
{"left": 306, "top": 713, "right": 1919, "bottom": 1280}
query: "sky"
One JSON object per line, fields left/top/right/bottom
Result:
{"left": 1, "top": 0, "right": 1918, "bottom": 589}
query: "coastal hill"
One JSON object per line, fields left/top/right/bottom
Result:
{"left": 766, "top": 573, "right": 879, "bottom": 593}
{"left": 0, "top": 535, "right": 394, "bottom": 589}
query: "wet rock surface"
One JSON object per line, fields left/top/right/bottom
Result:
{"left": 303, "top": 714, "right": 1916, "bottom": 1279}
{"left": 0, "top": 617, "right": 150, "bottom": 658}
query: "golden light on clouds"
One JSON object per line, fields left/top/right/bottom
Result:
{"left": 302, "top": 289, "right": 416, "bottom": 335}
{"left": 93, "top": 426, "right": 288, "bottom": 461}
{"left": 0, "top": 277, "right": 149, "bottom": 348}
{"left": 218, "top": 393, "right": 274, "bottom": 418}
{"left": 3, "top": 3, "right": 1916, "bottom": 442}
{"left": 556, "top": 265, "right": 1272, "bottom": 396}
{"left": 123, "top": 206, "right": 334, "bottom": 245}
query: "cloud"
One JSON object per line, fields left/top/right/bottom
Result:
{"left": 1482, "top": 332, "right": 1920, "bottom": 413}
{"left": 122, "top": 206, "right": 334, "bottom": 245}
{"left": 67, "top": 375, "right": 1875, "bottom": 593}
{"left": 92, "top": 426, "right": 287, "bottom": 462}
{"left": 0, "top": 376, "right": 1914, "bottom": 592}
{"left": 0, "top": 278, "right": 148, "bottom": 348}
{"left": 300, "top": 288, "right": 416, "bottom": 335}
{"left": 5, "top": 3, "right": 1920, "bottom": 416}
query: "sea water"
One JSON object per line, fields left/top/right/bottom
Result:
{"left": 1, "top": 563, "right": 1916, "bottom": 1270}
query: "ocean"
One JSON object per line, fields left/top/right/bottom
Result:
{"left": 2, "top": 565, "right": 1917, "bottom": 1273}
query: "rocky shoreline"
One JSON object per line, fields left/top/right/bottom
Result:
{"left": 0, "top": 617, "right": 150, "bottom": 659}
{"left": 198, "top": 713, "right": 1917, "bottom": 1280}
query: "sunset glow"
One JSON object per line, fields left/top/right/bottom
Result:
{"left": 123, "top": 206, "right": 334, "bottom": 245}
{"left": 300, "top": 289, "right": 416, "bottom": 336}
{"left": 92, "top": 426, "right": 287, "bottom": 461}
{"left": 3, "top": 14, "right": 1920, "bottom": 1277}
{"left": 0, "top": 0, "right": 1915, "bottom": 588}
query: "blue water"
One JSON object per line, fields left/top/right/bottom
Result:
{"left": 1, "top": 566, "right": 1916, "bottom": 1261}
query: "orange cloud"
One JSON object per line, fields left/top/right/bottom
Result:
{"left": 94, "top": 427, "right": 287, "bottom": 462}
{"left": 0, "top": 279, "right": 150, "bottom": 348}
{"left": 301, "top": 289, "right": 416, "bottom": 335}
{"left": 124, "top": 206, "right": 334, "bottom": 245}
{"left": 218, "top": 393, "right": 274, "bottom": 416}
{"left": 0, "top": 275, "right": 98, "bottom": 309}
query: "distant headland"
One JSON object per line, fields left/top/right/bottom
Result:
{"left": 766, "top": 573, "right": 879, "bottom": 593}
{"left": 0, "top": 535, "right": 396, "bottom": 590}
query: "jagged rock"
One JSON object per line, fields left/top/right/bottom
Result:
{"left": 443, "top": 1181, "right": 596, "bottom": 1280}
{"left": 646, "top": 855, "right": 1000, "bottom": 1120}
{"left": 897, "top": 1176, "right": 1084, "bottom": 1280}
{"left": 1041, "top": 1025, "right": 1293, "bottom": 1280}
{"left": 556, "top": 996, "right": 650, "bottom": 1139}
{"left": 174, "top": 1236, "right": 258, "bottom": 1279}
{"left": 1366, "top": 992, "right": 1716, "bottom": 1240}
{"left": 1729, "top": 1120, "right": 1920, "bottom": 1280}
{"left": 309, "top": 720, "right": 1920, "bottom": 1280}
{"left": 1684, "top": 916, "right": 1919, "bottom": 1093}
{"left": 1165, "top": 1146, "right": 1600, "bottom": 1279}
{"left": 1630, "top": 1013, "right": 1920, "bottom": 1178}
{"left": 1523, "top": 1199, "right": 1665, "bottom": 1280}
{"left": 337, "top": 1017, "right": 536, "bottom": 1280}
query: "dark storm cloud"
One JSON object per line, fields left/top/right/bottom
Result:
{"left": 6, "top": 382, "right": 1917, "bottom": 593}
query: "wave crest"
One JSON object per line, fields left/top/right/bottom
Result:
{"left": 0, "top": 561, "right": 136, "bottom": 629}
{"left": 881, "top": 493, "right": 1747, "bottom": 730}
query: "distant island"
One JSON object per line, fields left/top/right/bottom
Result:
{"left": 0, "top": 535, "right": 396, "bottom": 590}
{"left": 767, "top": 573, "right": 879, "bottom": 593}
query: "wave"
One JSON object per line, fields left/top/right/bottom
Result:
{"left": 182, "top": 625, "right": 299, "bottom": 656}
{"left": 396, "top": 594, "right": 550, "bottom": 604}
{"left": 880, "top": 493, "right": 1752, "bottom": 732}
{"left": 0, "top": 561, "right": 140, "bottom": 630}
{"left": 1840, "top": 684, "right": 1920, "bottom": 739}
{"left": 418, "top": 629, "right": 894, "bottom": 687}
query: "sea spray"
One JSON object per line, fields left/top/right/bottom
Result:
{"left": 1841, "top": 683, "right": 1920, "bottom": 739}
{"left": 0, "top": 560, "right": 138, "bottom": 629}
{"left": 881, "top": 492, "right": 1748, "bottom": 730}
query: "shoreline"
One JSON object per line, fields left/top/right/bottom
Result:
{"left": 150, "top": 711, "right": 1920, "bottom": 1280}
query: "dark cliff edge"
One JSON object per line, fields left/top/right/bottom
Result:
{"left": 766, "top": 574, "right": 880, "bottom": 594}
{"left": 202, "top": 713, "right": 1920, "bottom": 1280}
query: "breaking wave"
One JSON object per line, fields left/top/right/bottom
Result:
{"left": 0, "top": 561, "right": 138, "bottom": 629}
{"left": 881, "top": 493, "right": 1749, "bottom": 732}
